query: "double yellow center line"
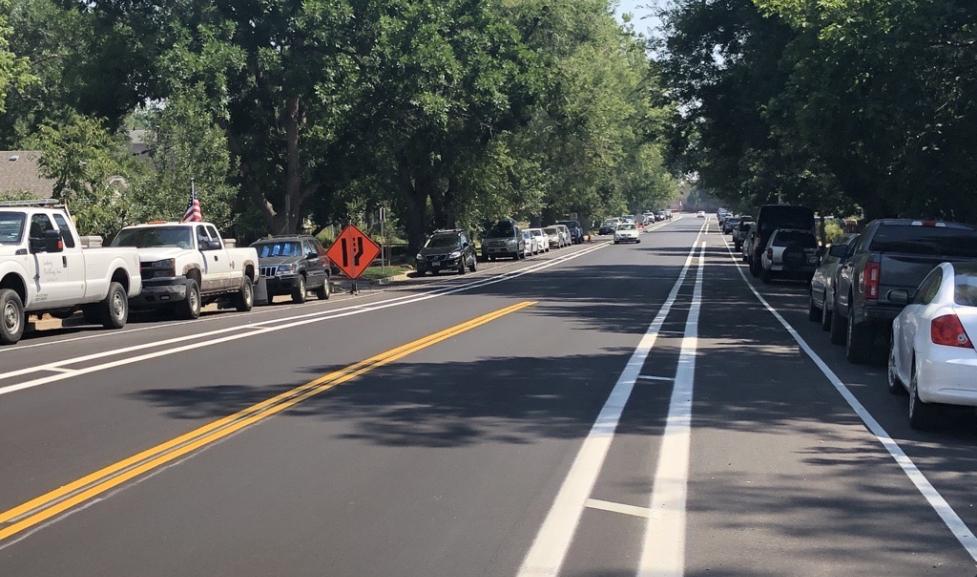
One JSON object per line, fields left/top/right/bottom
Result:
{"left": 0, "top": 300, "right": 536, "bottom": 542}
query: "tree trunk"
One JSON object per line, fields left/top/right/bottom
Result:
{"left": 400, "top": 163, "right": 429, "bottom": 255}
{"left": 281, "top": 95, "right": 304, "bottom": 234}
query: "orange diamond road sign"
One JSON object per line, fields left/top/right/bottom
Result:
{"left": 326, "top": 225, "right": 381, "bottom": 280}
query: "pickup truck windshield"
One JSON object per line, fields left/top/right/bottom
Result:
{"left": 869, "top": 225, "right": 977, "bottom": 258}
{"left": 0, "top": 212, "right": 25, "bottom": 244}
{"left": 254, "top": 242, "right": 301, "bottom": 257}
{"left": 112, "top": 226, "right": 193, "bottom": 249}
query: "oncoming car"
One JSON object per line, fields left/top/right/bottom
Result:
{"left": 614, "top": 223, "right": 640, "bottom": 244}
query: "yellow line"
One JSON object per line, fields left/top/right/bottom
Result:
{"left": 0, "top": 300, "right": 536, "bottom": 541}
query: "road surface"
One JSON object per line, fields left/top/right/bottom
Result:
{"left": 2, "top": 216, "right": 976, "bottom": 576}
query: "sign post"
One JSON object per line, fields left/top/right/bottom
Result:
{"left": 326, "top": 225, "right": 382, "bottom": 295}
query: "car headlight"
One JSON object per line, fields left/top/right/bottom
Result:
{"left": 416, "top": 253, "right": 424, "bottom": 261}
{"left": 277, "top": 263, "right": 298, "bottom": 274}
{"left": 150, "top": 258, "right": 175, "bottom": 269}
{"left": 449, "top": 251, "right": 462, "bottom": 259}
{"left": 506, "top": 239, "right": 517, "bottom": 246}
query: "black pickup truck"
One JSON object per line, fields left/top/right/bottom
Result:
{"left": 831, "top": 219, "right": 977, "bottom": 363}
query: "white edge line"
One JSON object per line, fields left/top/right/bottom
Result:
{"left": 636, "top": 375, "right": 675, "bottom": 382}
{"left": 515, "top": 220, "right": 706, "bottom": 577}
{"left": 636, "top": 239, "right": 706, "bottom": 577}
{"left": 716, "top": 227, "right": 977, "bottom": 561}
{"left": 0, "top": 241, "right": 610, "bottom": 397}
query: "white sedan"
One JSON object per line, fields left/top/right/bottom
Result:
{"left": 614, "top": 223, "right": 640, "bottom": 244}
{"left": 522, "top": 230, "right": 539, "bottom": 255}
{"left": 889, "top": 262, "right": 977, "bottom": 429}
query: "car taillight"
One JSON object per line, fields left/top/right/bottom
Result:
{"left": 861, "top": 260, "right": 880, "bottom": 300}
{"left": 766, "top": 248, "right": 773, "bottom": 260}
{"left": 931, "top": 314, "right": 974, "bottom": 349}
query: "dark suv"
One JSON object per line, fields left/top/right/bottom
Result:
{"left": 557, "top": 220, "right": 584, "bottom": 244}
{"left": 748, "top": 205, "right": 815, "bottom": 277}
{"left": 416, "top": 229, "right": 477, "bottom": 275}
{"left": 251, "top": 235, "right": 330, "bottom": 303}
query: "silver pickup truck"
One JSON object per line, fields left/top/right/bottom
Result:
{"left": 0, "top": 203, "right": 142, "bottom": 345}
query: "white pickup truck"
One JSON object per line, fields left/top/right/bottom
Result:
{"left": 110, "top": 222, "right": 258, "bottom": 319}
{"left": 0, "top": 204, "right": 142, "bottom": 345}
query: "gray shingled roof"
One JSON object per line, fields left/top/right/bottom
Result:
{"left": 0, "top": 151, "right": 55, "bottom": 199}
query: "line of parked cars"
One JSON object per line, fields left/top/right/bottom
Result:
{"left": 724, "top": 203, "right": 977, "bottom": 430}
{"left": 477, "top": 219, "right": 580, "bottom": 264}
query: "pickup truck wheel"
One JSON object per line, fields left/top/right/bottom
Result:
{"left": 830, "top": 304, "right": 847, "bottom": 345}
{"left": 315, "top": 279, "right": 330, "bottom": 300}
{"left": 292, "top": 275, "right": 307, "bottom": 304}
{"left": 99, "top": 281, "right": 128, "bottom": 329}
{"left": 808, "top": 291, "right": 820, "bottom": 322}
{"left": 820, "top": 293, "right": 832, "bottom": 331}
{"left": 846, "top": 313, "right": 873, "bottom": 364}
{"left": 179, "top": 279, "right": 201, "bottom": 320}
{"left": 0, "top": 289, "right": 25, "bottom": 345}
{"left": 234, "top": 277, "right": 254, "bottom": 312}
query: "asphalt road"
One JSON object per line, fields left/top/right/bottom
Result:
{"left": 1, "top": 216, "right": 976, "bottom": 576}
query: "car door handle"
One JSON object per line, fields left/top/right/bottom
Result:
{"left": 62, "top": 256, "right": 67, "bottom": 267}
{"left": 213, "top": 255, "right": 218, "bottom": 262}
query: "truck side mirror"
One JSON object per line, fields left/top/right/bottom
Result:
{"left": 30, "top": 229, "right": 63, "bottom": 253}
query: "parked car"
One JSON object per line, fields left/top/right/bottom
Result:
{"left": 557, "top": 220, "right": 584, "bottom": 244}
{"left": 665, "top": 209, "right": 673, "bottom": 220}
{"left": 251, "top": 235, "right": 330, "bottom": 303}
{"left": 748, "top": 205, "right": 815, "bottom": 277}
{"left": 0, "top": 203, "right": 142, "bottom": 345}
{"left": 655, "top": 211, "right": 667, "bottom": 222}
{"left": 759, "top": 228, "right": 819, "bottom": 283}
{"left": 831, "top": 219, "right": 977, "bottom": 363}
{"left": 741, "top": 226, "right": 756, "bottom": 262}
{"left": 808, "top": 234, "right": 860, "bottom": 330}
{"left": 111, "top": 221, "right": 258, "bottom": 319}
{"left": 543, "top": 226, "right": 563, "bottom": 248}
{"left": 481, "top": 219, "right": 526, "bottom": 261}
{"left": 888, "top": 262, "right": 977, "bottom": 429}
{"left": 553, "top": 224, "right": 572, "bottom": 247}
{"left": 522, "top": 230, "right": 539, "bottom": 256}
{"left": 599, "top": 219, "right": 620, "bottom": 236}
{"left": 732, "top": 218, "right": 754, "bottom": 251}
{"left": 529, "top": 228, "right": 550, "bottom": 253}
{"left": 416, "top": 229, "right": 478, "bottom": 275}
{"left": 722, "top": 217, "right": 742, "bottom": 235}
{"left": 614, "top": 223, "right": 640, "bottom": 244}
{"left": 696, "top": 211, "right": 706, "bottom": 219}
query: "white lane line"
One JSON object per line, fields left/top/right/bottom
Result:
{"left": 716, "top": 229, "right": 977, "bottom": 562}
{"left": 40, "top": 368, "right": 77, "bottom": 375}
{"left": 0, "top": 244, "right": 606, "bottom": 383}
{"left": 636, "top": 240, "right": 706, "bottom": 577}
{"left": 515, "top": 220, "right": 706, "bottom": 577}
{"left": 636, "top": 375, "right": 675, "bottom": 383}
{"left": 0, "top": 241, "right": 609, "bottom": 398}
{"left": 584, "top": 498, "right": 651, "bottom": 519}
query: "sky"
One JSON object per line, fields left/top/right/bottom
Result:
{"left": 613, "top": 0, "right": 664, "bottom": 39}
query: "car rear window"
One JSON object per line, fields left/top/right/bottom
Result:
{"left": 869, "top": 225, "right": 977, "bottom": 257}
{"left": 955, "top": 271, "right": 977, "bottom": 306}
{"left": 773, "top": 231, "right": 817, "bottom": 247}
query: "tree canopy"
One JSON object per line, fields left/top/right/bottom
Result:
{"left": 0, "top": 0, "right": 679, "bottom": 249}
{"left": 662, "top": 0, "right": 977, "bottom": 221}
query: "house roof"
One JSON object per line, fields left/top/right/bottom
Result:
{"left": 0, "top": 151, "right": 55, "bottom": 199}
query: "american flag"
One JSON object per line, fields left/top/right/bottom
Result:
{"left": 182, "top": 183, "right": 202, "bottom": 223}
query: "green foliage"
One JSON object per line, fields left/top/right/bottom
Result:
{"left": 664, "top": 0, "right": 977, "bottom": 222}
{"left": 27, "top": 113, "right": 132, "bottom": 236}
{"left": 824, "top": 219, "right": 845, "bottom": 244}
{"left": 0, "top": 0, "right": 35, "bottom": 116}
